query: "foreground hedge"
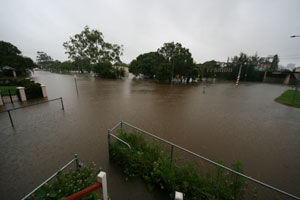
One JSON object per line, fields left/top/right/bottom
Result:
{"left": 28, "top": 163, "right": 100, "bottom": 200}
{"left": 109, "top": 130, "right": 248, "bottom": 200}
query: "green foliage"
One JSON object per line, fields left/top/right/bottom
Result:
{"left": 36, "top": 51, "right": 54, "bottom": 68}
{"left": 110, "top": 131, "right": 248, "bottom": 200}
{"left": 28, "top": 163, "right": 100, "bottom": 200}
{"left": 63, "top": 26, "right": 123, "bottom": 65}
{"left": 128, "top": 52, "right": 165, "bottom": 78}
{"left": 270, "top": 55, "right": 279, "bottom": 71}
{"left": 155, "top": 63, "right": 172, "bottom": 83}
{"left": 158, "top": 42, "right": 194, "bottom": 79}
{"left": 0, "top": 79, "right": 43, "bottom": 99}
{"left": 129, "top": 42, "right": 197, "bottom": 83}
{"left": 0, "top": 86, "right": 17, "bottom": 96}
{"left": 17, "top": 79, "right": 43, "bottom": 99}
{"left": 275, "top": 89, "right": 300, "bottom": 108}
{"left": 0, "top": 41, "right": 35, "bottom": 76}
{"left": 93, "top": 62, "right": 124, "bottom": 79}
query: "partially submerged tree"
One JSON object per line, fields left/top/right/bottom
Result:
{"left": 157, "top": 42, "right": 196, "bottom": 82}
{"left": 63, "top": 26, "right": 123, "bottom": 75}
{"left": 129, "top": 52, "right": 165, "bottom": 78}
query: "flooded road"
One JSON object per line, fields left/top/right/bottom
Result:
{"left": 1, "top": 71, "right": 300, "bottom": 199}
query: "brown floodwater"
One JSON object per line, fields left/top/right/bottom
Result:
{"left": 0, "top": 71, "right": 300, "bottom": 200}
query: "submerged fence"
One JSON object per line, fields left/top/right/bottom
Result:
{"left": 0, "top": 97, "right": 64, "bottom": 127}
{"left": 108, "top": 121, "right": 300, "bottom": 200}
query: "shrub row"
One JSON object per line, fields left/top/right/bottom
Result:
{"left": 0, "top": 79, "right": 43, "bottom": 99}
{"left": 29, "top": 163, "right": 100, "bottom": 200}
{"left": 109, "top": 130, "right": 249, "bottom": 200}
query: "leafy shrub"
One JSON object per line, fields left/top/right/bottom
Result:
{"left": 110, "top": 130, "right": 248, "bottom": 200}
{"left": 28, "top": 163, "right": 100, "bottom": 200}
{"left": 93, "top": 62, "right": 124, "bottom": 79}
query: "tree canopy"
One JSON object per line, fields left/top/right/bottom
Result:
{"left": 36, "top": 51, "right": 54, "bottom": 68}
{"left": 129, "top": 42, "right": 199, "bottom": 83}
{"left": 0, "top": 41, "right": 35, "bottom": 76}
{"left": 63, "top": 26, "right": 123, "bottom": 65}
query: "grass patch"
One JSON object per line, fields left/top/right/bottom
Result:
{"left": 275, "top": 89, "right": 300, "bottom": 108}
{"left": 110, "top": 130, "right": 249, "bottom": 200}
{"left": 0, "top": 86, "right": 18, "bottom": 96}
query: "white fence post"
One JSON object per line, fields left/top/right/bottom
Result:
{"left": 0, "top": 90, "right": 3, "bottom": 105}
{"left": 41, "top": 85, "right": 47, "bottom": 97}
{"left": 17, "top": 87, "right": 27, "bottom": 101}
{"left": 175, "top": 191, "right": 183, "bottom": 200}
{"left": 97, "top": 171, "right": 108, "bottom": 200}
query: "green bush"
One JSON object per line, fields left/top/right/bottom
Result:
{"left": 109, "top": 130, "right": 248, "bottom": 200}
{"left": 93, "top": 62, "right": 125, "bottom": 79}
{"left": 28, "top": 163, "right": 100, "bottom": 200}
{"left": 17, "top": 79, "right": 43, "bottom": 99}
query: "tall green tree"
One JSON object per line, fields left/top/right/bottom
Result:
{"left": 36, "top": 51, "right": 53, "bottom": 68}
{"left": 270, "top": 54, "right": 279, "bottom": 71}
{"left": 0, "top": 41, "right": 35, "bottom": 76}
{"left": 157, "top": 42, "right": 194, "bottom": 81}
{"left": 63, "top": 26, "right": 123, "bottom": 73}
{"left": 129, "top": 52, "right": 165, "bottom": 78}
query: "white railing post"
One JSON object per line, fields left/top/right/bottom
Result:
{"left": 97, "top": 171, "right": 108, "bottom": 200}
{"left": 17, "top": 87, "right": 27, "bottom": 101}
{"left": 175, "top": 191, "right": 183, "bottom": 200}
{"left": 41, "top": 85, "right": 47, "bottom": 97}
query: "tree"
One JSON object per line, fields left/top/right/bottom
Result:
{"left": 36, "top": 51, "right": 53, "bottom": 68}
{"left": 63, "top": 26, "right": 123, "bottom": 73}
{"left": 155, "top": 63, "right": 172, "bottom": 83}
{"left": 0, "top": 41, "right": 35, "bottom": 76}
{"left": 270, "top": 54, "right": 279, "bottom": 71}
{"left": 157, "top": 42, "right": 194, "bottom": 81}
{"left": 93, "top": 62, "right": 124, "bottom": 79}
{"left": 128, "top": 52, "right": 165, "bottom": 78}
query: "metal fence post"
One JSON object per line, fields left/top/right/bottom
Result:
{"left": 7, "top": 110, "right": 14, "bottom": 128}
{"left": 60, "top": 97, "right": 65, "bottom": 110}
{"left": 170, "top": 145, "right": 174, "bottom": 167}
{"left": 120, "top": 121, "right": 123, "bottom": 129}
{"left": 108, "top": 129, "right": 111, "bottom": 159}
{"left": 8, "top": 90, "right": 13, "bottom": 104}
{"left": 75, "top": 154, "right": 80, "bottom": 169}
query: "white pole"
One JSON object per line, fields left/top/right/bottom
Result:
{"left": 97, "top": 171, "right": 108, "bottom": 200}
{"left": 175, "top": 191, "right": 183, "bottom": 200}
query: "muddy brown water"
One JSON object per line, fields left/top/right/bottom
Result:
{"left": 0, "top": 71, "right": 300, "bottom": 200}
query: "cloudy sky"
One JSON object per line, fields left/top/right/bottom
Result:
{"left": 1, "top": 0, "right": 300, "bottom": 67}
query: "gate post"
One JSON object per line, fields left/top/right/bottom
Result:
{"left": 17, "top": 87, "right": 27, "bottom": 102}
{"left": 97, "top": 171, "right": 108, "bottom": 200}
{"left": 41, "top": 85, "right": 48, "bottom": 98}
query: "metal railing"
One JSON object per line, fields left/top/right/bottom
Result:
{"left": 21, "top": 154, "right": 80, "bottom": 200}
{"left": 108, "top": 121, "right": 300, "bottom": 200}
{"left": 0, "top": 97, "right": 64, "bottom": 128}
{"left": 108, "top": 123, "right": 132, "bottom": 168}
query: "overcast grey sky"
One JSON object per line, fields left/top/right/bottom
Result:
{"left": 1, "top": 0, "right": 300, "bottom": 67}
